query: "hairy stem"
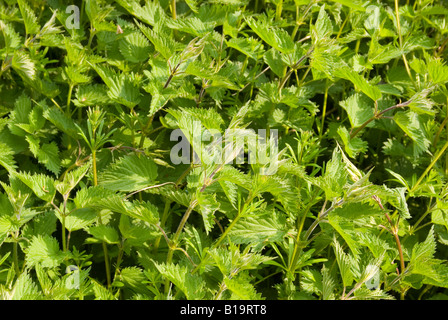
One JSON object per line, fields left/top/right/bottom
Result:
{"left": 320, "top": 79, "right": 329, "bottom": 138}
{"left": 13, "top": 239, "right": 19, "bottom": 275}
{"left": 373, "top": 196, "right": 405, "bottom": 277}
{"left": 92, "top": 150, "right": 98, "bottom": 187}
{"left": 275, "top": 0, "right": 283, "bottom": 21}
{"left": 394, "top": 0, "right": 414, "bottom": 85}
{"left": 61, "top": 214, "right": 67, "bottom": 252}
{"left": 411, "top": 139, "right": 448, "bottom": 194}
{"left": 153, "top": 200, "right": 172, "bottom": 254}
{"left": 92, "top": 148, "right": 111, "bottom": 289}
{"left": 287, "top": 194, "right": 319, "bottom": 278}
{"left": 165, "top": 200, "right": 198, "bottom": 294}
{"left": 171, "top": 0, "right": 176, "bottom": 20}
{"left": 67, "top": 84, "right": 74, "bottom": 116}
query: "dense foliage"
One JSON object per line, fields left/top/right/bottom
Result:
{"left": 1, "top": 0, "right": 448, "bottom": 300}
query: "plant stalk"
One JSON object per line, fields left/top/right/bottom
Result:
{"left": 171, "top": 0, "right": 177, "bottom": 20}
{"left": 13, "top": 240, "right": 19, "bottom": 275}
{"left": 67, "top": 84, "right": 74, "bottom": 116}
{"left": 92, "top": 148, "right": 111, "bottom": 289}
{"left": 165, "top": 200, "right": 198, "bottom": 294}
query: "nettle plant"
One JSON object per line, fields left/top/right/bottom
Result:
{"left": 1, "top": 0, "right": 448, "bottom": 300}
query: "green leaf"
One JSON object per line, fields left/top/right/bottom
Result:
{"left": 337, "top": 126, "right": 368, "bottom": 158}
{"left": 154, "top": 262, "right": 207, "bottom": 300}
{"left": 26, "top": 235, "right": 65, "bottom": 268}
{"left": 0, "top": 20, "right": 22, "bottom": 51}
{"left": 229, "top": 210, "right": 288, "bottom": 248}
{"left": 245, "top": 15, "right": 294, "bottom": 54}
{"left": 329, "top": 203, "right": 382, "bottom": 255}
{"left": 3, "top": 272, "right": 40, "bottom": 300}
{"left": 99, "top": 154, "right": 158, "bottom": 192}
{"left": 57, "top": 208, "right": 97, "bottom": 232}
{"left": 90, "top": 64, "right": 141, "bottom": 108}
{"left": 119, "top": 215, "right": 156, "bottom": 247}
{"left": 224, "top": 274, "right": 263, "bottom": 300}
{"left": 107, "top": 73, "right": 141, "bottom": 109}
{"left": 339, "top": 93, "right": 375, "bottom": 128}
{"left": 314, "top": 148, "right": 347, "bottom": 199}
{"left": 334, "top": 66, "right": 382, "bottom": 102}
{"left": 333, "top": 237, "right": 356, "bottom": 287}
{"left": 73, "top": 84, "right": 111, "bottom": 107}
{"left": 87, "top": 225, "right": 120, "bottom": 244}
{"left": 126, "top": 200, "right": 159, "bottom": 224}
{"left": 196, "top": 192, "right": 219, "bottom": 234}
{"left": 26, "top": 136, "right": 61, "bottom": 175}
{"left": 136, "top": 21, "right": 180, "bottom": 60}
{"left": 0, "top": 143, "right": 17, "bottom": 173}
{"left": 321, "top": 266, "right": 336, "bottom": 300}
{"left": 17, "top": 0, "right": 40, "bottom": 35}
{"left": 42, "top": 104, "right": 80, "bottom": 139}
{"left": 227, "top": 37, "right": 264, "bottom": 61}
{"left": 119, "top": 31, "right": 152, "bottom": 63}
{"left": 14, "top": 171, "right": 56, "bottom": 203}
{"left": 74, "top": 185, "right": 116, "bottom": 208}
{"left": 55, "top": 163, "right": 90, "bottom": 196}
{"left": 314, "top": 5, "right": 333, "bottom": 39}
{"left": 393, "top": 111, "right": 431, "bottom": 157}
{"left": 263, "top": 48, "right": 286, "bottom": 78}
{"left": 11, "top": 51, "right": 36, "bottom": 81}
{"left": 330, "top": 0, "right": 366, "bottom": 11}
{"left": 118, "top": 267, "right": 152, "bottom": 295}
{"left": 166, "top": 17, "right": 215, "bottom": 37}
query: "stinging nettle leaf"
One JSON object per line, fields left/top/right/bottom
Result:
{"left": 99, "top": 154, "right": 158, "bottom": 192}
{"left": 26, "top": 235, "right": 65, "bottom": 268}
{"left": 334, "top": 66, "right": 382, "bottom": 102}
{"left": 87, "top": 225, "right": 120, "bottom": 244}
{"left": 26, "top": 135, "right": 61, "bottom": 175}
{"left": 245, "top": 15, "right": 294, "bottom": 54}
{"left": 14, "top": 171, "right": 56, "bottom": 203}
{"left": 314, "top": 5, "right": 333, "bottom": 40}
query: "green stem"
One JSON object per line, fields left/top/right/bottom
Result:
{"left": 164, "top": 199, "right": 198, "bottom": 294}
{"left": 92, "top": 150, "right": 98, "bottom": 186}
{"left": 410, "top": 139, "right": 448, "bottom": 194}
{"left": 394, "top": 0, "right": 414, "bottom": 85}
{"left": 92, "top": 148, "right": 111, "bottom": 289}
{"left": 67, "top": 84, "right": 74, "bottom": 116}
{"left": 102, "top": 241, "right": 111, "bottom": 288}
{"left": 114, "top": 241, "right": 125, "bottom": 279}
{"left": 276, "top": 0, "right": 283, "bottom": 21}
{"left": 320, "top": 79, "right": 329, "bottom": 138}
{"left": 374, "top": 196, "right": 406, "bottom": 289}
{"left": 433, "top": 98, "right": 448, "bottom": 146}
{"left": 287, "top": 193, "right": 319, "bottom": 278}
{"left": 153, "top": 200, "right": 172, "bottom": 254}
{"left": 171, "top": 0, "right": 177, "bottom": 19}
{"left": 395, "top": 0, "right": 403, "bottom": 50}
{"left": 411, "top": 201, "right": 436, "bottom": 233}
{"left": 87, "top": 25, "right": 96, "bottom": 49}
{"left": 13, "top": 240, "right": 19, "bottom": 275}
{"left": 62, "top": 215, "right": 67, "bottom": 252}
